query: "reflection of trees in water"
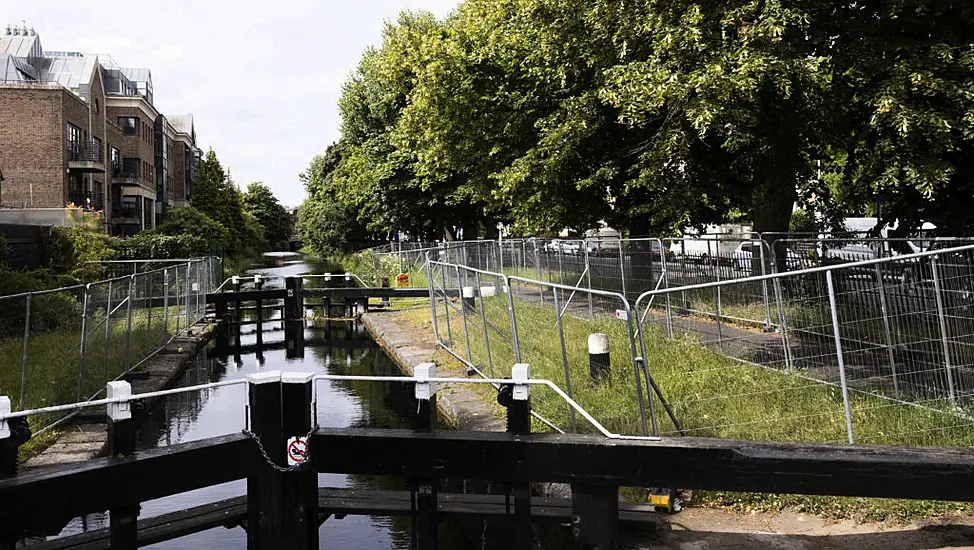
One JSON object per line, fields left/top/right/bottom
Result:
{"left": 136, "top": 347, "right": 228, "bottom": 450}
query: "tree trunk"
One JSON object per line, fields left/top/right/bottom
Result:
{"left": 751, "top": 176, "right": 798, "bottom": 273}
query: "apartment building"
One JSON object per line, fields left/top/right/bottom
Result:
{"left": 0, "top": 24, "right": 200, "bottom": 235}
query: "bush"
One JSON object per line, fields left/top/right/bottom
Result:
{"left": 115, "top": 231, "right": 208, "bottom": 260}
{"left": 790, "top": 209, "right": 818, "bottom": 234}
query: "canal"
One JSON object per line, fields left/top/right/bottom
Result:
{"left": 37, "top": 256, "right": 568, "bottom": 549}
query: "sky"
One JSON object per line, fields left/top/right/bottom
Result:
{"left": 9, "top": 0, "right": 461, "bottom": 207}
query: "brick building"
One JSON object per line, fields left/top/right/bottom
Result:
{"left": 0, "top": 24, "right": 200, "bottom": 235}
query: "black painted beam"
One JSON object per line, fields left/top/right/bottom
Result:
{"left": 310, "top": 429, "right": 974, "bottom": 502}
{"left": 0, "top": 434, "right": 259, "bottom": 532}
{"left": 302, "top": 287, "right": 434, "bottom": 299}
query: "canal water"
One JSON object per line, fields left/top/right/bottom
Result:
{"left": 37, "top": 257, "right": 568, "bottom": 549}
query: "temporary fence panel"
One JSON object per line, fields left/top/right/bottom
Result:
{"left": 634, "top": 245, "right": 974, "bottom": 447}
{"left": 0, "top": 257, "right": 216, "bottom": 436}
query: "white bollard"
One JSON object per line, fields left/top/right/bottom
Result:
{"left": 588, "top": 333, "right": 610, "bottom": 384}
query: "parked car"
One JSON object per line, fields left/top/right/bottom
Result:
{"left": 560, "top": 241, "right": 581, "bottom": 255}
{"left": 732, "top": 242, "right": 802, "bottom": 273}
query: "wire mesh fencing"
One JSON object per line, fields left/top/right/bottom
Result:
{"left": 635, "top": 244, "right": 974, "bottom": 447}
{"left": 422, "top": 240, "right": 974, "bottom": 448}
{"left": 428, "top": 260, "right": 667, "bottom": 437}
{"left": 0, "top": 257, "right": 217, "bottom": 435}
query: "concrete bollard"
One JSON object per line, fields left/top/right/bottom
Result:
{"left": 462, "top": 286, "right": 476, "bottom": 311}
{"left": 588, "top": 333, "right": 611, "bottom": 384}
{"left": 480, "top": 286, "right": 497, "bottom": 298}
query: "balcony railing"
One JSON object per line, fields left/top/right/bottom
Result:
{"left": 112, "top": 158, "right": 141, "bottom": 180}
{"left": 68, "top": 191, "right": 104, "bottom": 212}
{"left": 67, "top": 140, "right": 104, "bottom": 164}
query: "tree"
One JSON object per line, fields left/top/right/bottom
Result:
{"left": 243, "top": 182, "right": 292, "bottom": 250}
{"left": 317, "top": 1, "right": 974, "bottom": 240}
{"left": 157, "top": 207, "right": 230, "bottom": 252}
{"left": 298, "top": 142, "right": 379, "bottom": 255}
{"left": 191, "top": 149, "right": 248, "bottom": 252}
{"left": 332, "top": 12, "right": 493, "bottom": 241}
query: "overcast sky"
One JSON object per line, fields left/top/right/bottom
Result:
{"left": 10, "top": 0, "right": 460, "bottom": 207}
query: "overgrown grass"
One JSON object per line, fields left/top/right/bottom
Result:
{"left": 401, "top": 294, "right": 974, "bottom": 522}
{"left": 0, "top": 307, "right": 179, "bottom": 458}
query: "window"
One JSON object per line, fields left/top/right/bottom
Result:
{"left": 110, "top": 147, "right": 121, "bottom": 168}
{"left": 118, "top": 117, "right": 139, "bottom": 136}
{"left": 93, "top": 98, "right": 100, "bottom": 114}
{"left": 67, "top": 123, "right": 82, "bottom": 151}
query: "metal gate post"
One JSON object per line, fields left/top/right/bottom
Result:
{"left": 475, "top": 272, "right": 495, "bottom": 378}
{"left": 76, "top": 285, "right": 91, "bottom": 401}
{"left": 583, "top": 245, "right": 594, "bottom": 318}
{"left": 145, "top": 271, "right": 153, "bottom": 354}
{"left": 618, "top": 243, "right": 627, "bottom": 300}
{"left": 103, "top": 281, "right": 113, "bottom": 385}
{"left": 533, "top": 240, "right": 544, "bottom": 304}
{"left": 931, "top": 257, "right": 957, "bottom": 407}
{"left": 163, "top": 268, "right": 170, "bottom": 342}
{"left": 874, "top": 264, "right": 900, "bottom": 396}
{"left": 826, "top": 271, "right": 855, "bottom": 444}
{"left": 124, "top": 275, "right": 135, "bottom": 372}
{"left": 19, "top": 294, "right": 31, "bottom": 410}
{"left": 456, "top": 266, "right": 474, "bottom": 369}
{"left": 280, "top": 372, "right": 318, "bottom": 550}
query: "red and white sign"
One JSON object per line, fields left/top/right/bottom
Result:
{"left": 615, "top": 309, "right": 629, "bottom": 320}
{"left": 287, "top": 437, "right": 308, "bottom": 466}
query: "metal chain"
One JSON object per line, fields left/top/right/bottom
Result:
{"left": 242, "top": 425, "right": 317, "bottom": 473}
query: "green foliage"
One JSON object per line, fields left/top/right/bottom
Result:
{"left": 298, "top": 143, "right": 379, "bottom": 256}
{"left": 114, "top": 231, "right": 208, "bottom": 260}
{"left": 306, "top": 1, "right": 974, "bottom": 241}
{"left": 45, "top": 227, "right": 119, "bottom": 281}
{"left": 191, "top": 149, "right": 248, "bottom": 253}
{"left": 158, "top": 207, "right": 230, "bottom": 252}
{"left": 789, "top": 209, "right": 817, "bottom": 234}
{"left": 243, "top": 182, "right": 292, "bottom": 250}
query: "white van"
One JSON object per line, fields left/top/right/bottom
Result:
{"left": 583, "top": 227, "right": 622, "bottom": 256}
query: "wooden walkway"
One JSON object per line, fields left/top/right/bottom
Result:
{"left": 29, "top": 487, "right": 659, "bottom": 549}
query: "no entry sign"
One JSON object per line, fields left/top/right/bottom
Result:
{"left": 287, "top": 437, "right": 308, "bottom": 466}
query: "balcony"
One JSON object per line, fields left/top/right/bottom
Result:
{"left": 68, "top": 190, "right": 104, "bottom": 212}
{"left": 67, "top": 140, "right": 105, "bottom": 172}
{"left": 112, "top": 158, "right": 142, "bottom": 185}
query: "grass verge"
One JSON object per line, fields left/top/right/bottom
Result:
{"left": 400, "top": 292, "right": 974, "bottom": 522}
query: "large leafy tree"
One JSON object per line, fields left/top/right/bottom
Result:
{"left": 298, "top": 142, "right": 378, "bottom": 255}
{"left": 334, "top": 12, "right": 492, "bottom": 240}
{"left": 191, "top": 149, "right": 249, "bottom": 252}
{"left": 243, "top": 182, "right": 292, "bottom": 250}
{"left": 308, "top": 1, "right": 974, "bottom": 241}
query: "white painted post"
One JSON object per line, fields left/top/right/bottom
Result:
{"left": 414, "top": 363, "right": 438, "bottom": 401}
{"left": 512, "top": 363, "right": 530, "bottom": 401}
{"left": 0, "top": 396, "right": 10, "bottom": 440}
{"left": 106, "top": 380, "right": 132, "bottom": 422}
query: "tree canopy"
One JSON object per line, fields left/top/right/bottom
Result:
{"left": 244, "top": 182, "right": 292, "bottom": 250}
{"left": 298, "top": 0, "right": 974, "bottom": 253}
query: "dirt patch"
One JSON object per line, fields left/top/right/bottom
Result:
{"left": 630, "top": 507, "right": 974, "bottom": 549}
